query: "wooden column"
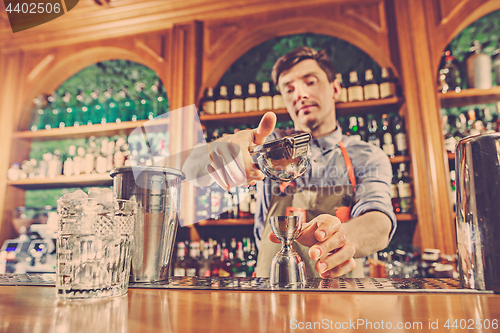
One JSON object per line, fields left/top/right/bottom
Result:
{"left": 392, "top": 0, "right": 456, "bottom": 255}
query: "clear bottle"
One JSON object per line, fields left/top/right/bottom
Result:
{"left": 335, "top": 73, "right": 348, "bottom": 103}
{"left": 397, "top": 163, "right": 413, "bottom": 214}
{"left": 367, "top": 118, "right": 381, "bottom": 148}
{"left": 215, "top": 86, "right": 230, "bottom": 114}
{"left": 466, "top": 40, "right": 492, "bottom": 89}
{"left": 347, "top": 71, "right": 364, "bottom": 102}
{"left": 173, "top": 242, "right": 187, "bottom": 276}
{"left": 258, "top": 82, "right": 273, "bottom": 111}
{"left": 379, "top": 67, "right": 398, "bottom": 99}
{"left": 200, "top": 87, "right": 215, "bottom": 115}
{"left": 245, "top": 83, "right": 258, "bottom": 112}
{"left": 363, "top": 69, "right": 380, "bottom": 100}
{"left": 381, "top": 114, "right": 395, "bottom": 158}
{"left": 230, "top": 85, "right": 245, "bottom": 113}
{"left": 272, "top": 84, "right": 286, "bottom": 110}
{"left": 63, "top": 145, "right": 76, "bottom": 177}
{"left": 84, "top": 147, "right": 95, "bottom": 175}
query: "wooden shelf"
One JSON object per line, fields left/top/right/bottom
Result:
{"left": 199, "top": 97, "right": 403, "bottom": 124}
{"left": 389, "top": 155, "right": 410, "bottom": 164}
{"left": 7, "top": 173, "right": 113, "bottom": 189}
{"left": 196, "top": 218, "right": 255, "bottom": 226}
{"left": 396, "top": 213, "right": 417, "bottom": 221}
{"left": 439, "top": 86, "right": 500, "bottom": 108}
{"left": 12, "top": 117, "right": 170, "bottom": 142}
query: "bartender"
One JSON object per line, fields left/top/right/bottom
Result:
{"left": 185, "top": 47, "right": 396, "bottom": 278}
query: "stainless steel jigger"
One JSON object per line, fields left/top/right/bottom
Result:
{"left": 269, "top": 215, "right": 307, "bottom": 286}
{"left": 249, "top": 133, "right": 311, "bottom": 182}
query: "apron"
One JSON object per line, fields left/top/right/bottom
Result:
{"left": 255, "top": 141, "right": 365, "bottom": 278}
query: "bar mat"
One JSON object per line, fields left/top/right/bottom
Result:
{"left": 0, "top": 274, "right": 493, "bottom": 293}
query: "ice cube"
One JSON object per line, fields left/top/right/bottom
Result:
{"left": 88, "top": 188, "right": 116, "bottom": 210}
{"left": 60, "top": 189, "right": 88, "bottom": 201}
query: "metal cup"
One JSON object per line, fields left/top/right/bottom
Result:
{"left": 269, "top": 215, "right": 307, "bottom": 286}
{"left": 111, "top": 166, "right": 185, "bottom": 283}
{"left": 455, "top": 133, "right": 500, "bottom": 292}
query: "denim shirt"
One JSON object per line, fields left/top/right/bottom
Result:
{"left": 254, "top": 124, "right": 397, "bottom": 249}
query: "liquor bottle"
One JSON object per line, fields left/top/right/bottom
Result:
{"left": 397, "top": 163, "right": 413, "bottom": 214}
{"left": 272, "top": 84, "right": 286, "bottom": 110}
{"left": 232, "top": 242, "right": 247, "bottom": 277}
{"left": 347, "top": 71, "right": 364, "bottom": 102}
{"left": 381, "top": 114, "right": 395, "bottom": 158}
{"left": 42, "top": 95, "right": 55, "bottom": 130}
{"left": 493, "top": 39, "right": 500, "bottom": 86}
{"left": 229, "top": 238, "right": 237, "bottom": 259}
{"left": 199, "top": 242, "right": 211, "bottom": 277}
{"left": 173, "top": 242, "right": 187, "bottom": 276}
{"left": 391, "top": 174, "right": 401, "bottom": 214}
{"left": 245, "top": 83, "right": 258, "bottom": 112}
{"left": 363, "top": 69, "right": 380, "bottom": 100}
{"left": 73, "top": 146, "right": 85, "bottom": 175}
{"left": 149, "top": 80, "right": 165, "bottom": 119}
{"left": 258, "top": 82, "right": 273, "bottom": 111}
{"left": 200, "top": 87, "right": 215, "bottom": 115}
{"left": 63, "top": 145, "right": 76, "bottom": 177}
{"left": 84, "top": 144, "right": 95, "bottom": 174}
{"left": 357, "top": 116, "right": 368, "bottom": 142}
{"left": 379, "top": 68, "right": 398, "bottom": 99}
{"left": 47, "top": 150, "right": 62, "bottom": 179}
{"left": 117, "top": 88, "right": 134, "bottom": 122}
{"left": 218, "top": 248, "right": 232, "bottom": 277}
{"left": 95, "top": 144, "right": 107, "bottom": 174}
{"left": 136, "top": 83, "right": 151, "bottom": 120}
{"left": 367, "top": 118, "right": 381, "bottom": 147}
{"left": 114, "top": 137, "right": 127, "bottom": 168}
{"left": 210, "top": 243, "right": 221, "bottom": 277}
{"left": 348, "top": 116, "right": 361, "bottom": 141}
{"left": 215, "top": 86, "right": 230, "bottom": 114}
{"left": 335, "top": 73, "right": 348, "bottom": 103}
{"left": 51, "top": 95, "right": 64, "bottom": 129}
{"left": 230, "top": 85, "right": 244, "bottom": 113}
{"left": 186, "top": 242, "right": 200, "bottom": 277}
{"left": 74, "top": 90, "right": 87, "bottom": 127}
{"left": 466, "top": 40, "right": 492, "bottom": 89}
{"left": 61, "top": 92, "right": 74, "bottom": 128}
{"left": 438, "top": 49, "right": 463, "bottom": 93}
{"left": 246, "top": 241, "right": 257, "bottom": 277}
{"left": 88, "top": 90, "right": 104, "bottom": 125}
{"left": 104, "top": 89, "right": 119, "bottom": 123}
{"left": 393, "top": 114, "right": 408, "bottom": 156}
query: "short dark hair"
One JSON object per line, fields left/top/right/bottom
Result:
{"left": 271, "top": 47, "right": 336, "bottom": 89}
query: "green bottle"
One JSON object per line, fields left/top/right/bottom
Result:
{"left": 30, "top": 95, "right": 45, "bottom": 131}
{"left": 104, "top": 88, "right": 119, "bottom": 123}
{"left": 135, "top": 83, "right": 150, "bottom": 120}
{"left": 88, "top": 89, "right": 104, "bottom": 125}
{"left": 61, "top": 92, "right": 74, "bottom": 128}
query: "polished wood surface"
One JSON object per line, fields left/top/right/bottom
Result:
{"left": 0, "top": 286, "right": 499, "bottom": 333}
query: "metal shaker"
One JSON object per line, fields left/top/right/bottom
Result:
{"left": 455, "top": 133, "right": 500, "bottom": 293}
{"left": 111, "top": 166, "right": 185, "bottom": 282}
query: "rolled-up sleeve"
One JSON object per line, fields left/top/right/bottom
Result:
{"left": 350, "top": 143, "right": 398, "bottom": 241}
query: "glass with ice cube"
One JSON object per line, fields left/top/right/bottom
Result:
{"left": 56, "top": 189, "right": 136, "bottom": 299}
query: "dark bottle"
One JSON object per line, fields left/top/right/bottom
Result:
{"left": 245, "top": 83, "right": 258, "bottom": 112}
{"left": 379, "top": 67, "right": 398, "bottom": 99}
{"left": 185, "top": 242, "right": 201, "bottom": 277}
{"left": 381, "top": 114, "right": 395, "bottom": 158}
{"left": 232, "top": 241, "right": 247, "bottom": 277}
{"left": 218, "top": 248, "right": 233, "bottom": 277}
{"left": 258, "top": 82, "right": 273, "bottom": 111}
{"left": 438, "top": 49, "right": 463, "bottom": 93}
{"left": 393, "top": 114, "right": 408, "bottom": 156}
{"left": 347, "top": 71, "right": 364, "bottom": 102}
{"left": 397, "top": 163, "right": 413, "bottom": 214}
{"left": 363, "top": 69, "right": 380, "bottom": 100}
{"left": 200, "top": 87, "right": 215, "bottom": 115}
{"left": 367, "top": 118, "right": 381, "bottom": 147}
{"left": 357, "top": 116, "right": 368, "bottom": 142}
{"left": 230, "top": 85, "right": 245, "bottom": 113}
{"left": 215, "top": 86, "right": 230, "bottom": 114}
{"left": 335, "top": 73, "right": 348, "bottom": 103}
{"left": 245, "top": 240, "right": 257, "bottom": 277}
{"left": 391, "top": 172, "right": 401, "bottom": 214}
{"left": 210, "top": 243, "right": 221, "bottom": 277}
{"left": 348, "top": 116, "right": 361, "bottom": 141}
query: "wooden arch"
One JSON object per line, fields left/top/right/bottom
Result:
{"left": 201, "top": 17, "right": 396, "bottom": 100}
{"left": 18, "top": 46, "right": 164, "bottom": 131}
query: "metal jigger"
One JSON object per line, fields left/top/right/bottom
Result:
{"left": 269, "top": 216, "right": 307, "bottom": 286}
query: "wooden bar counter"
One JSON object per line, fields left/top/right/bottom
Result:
{"left": 1, "top": 284, "right": 499, "bottom": 333}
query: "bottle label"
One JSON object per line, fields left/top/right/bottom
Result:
{"left": 186, "top": 268, "right": 197, "bottom": 277}
{"left": 215, "top": 100, "right": 230, "bottom": 114}
{"left": 395, "top": 133, "right": 407, "bottom": 152}
{"left": 230, "top": 99, "right": 244, "bottom": 113}
{"left": 390, "top": 184, "right": 398, "bottom": 198}
{"left": 383, "top": 143, "right": 395, "bottom": 156}
{"left": 347, "top": 86, "right": 363, "bottom": 102}
{"left": 338, "top": 88, "right": 348, "bottom": 103}
{"left": 202, "top": 101, "right": 215, "bottom": 114}
{"left": 174, "top": 268, "right": 185, "bottom": 276}
{"left": 258, "top": 96, "right": 273, "bottom": 111}
{"left": 245, "top": 98, "right": 258, "bottom": 112}
{"left": 380, "top": 82, "right": 396, "bottom": 99}
{"left": 363, "top": 84, "right": 380, "bottom": 100}
{"left": 397, "top": 183, "right": 412, "bottom": 198}
{"left": 273, "top": 95, "right": 285, "bottom": 109}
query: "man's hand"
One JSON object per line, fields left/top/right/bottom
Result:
{"left": 206, "top": 112, "right": 277, "bottom": 190}
{"left": 269, "top": 214, "right": 356, "bottom": 278}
